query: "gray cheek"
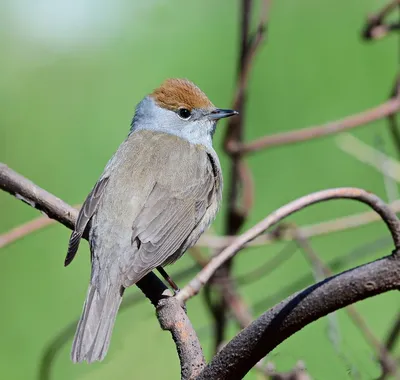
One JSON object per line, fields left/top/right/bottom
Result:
{"left": 209, "top": 122, "right": 217, "bottom": 137}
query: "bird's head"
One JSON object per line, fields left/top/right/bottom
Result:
{"left": 131, "top": 78, "right": 238, "bottom": 148}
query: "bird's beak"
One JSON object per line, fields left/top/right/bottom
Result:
{"left": 209, "top": 108, "right": 239, "bottom": 120}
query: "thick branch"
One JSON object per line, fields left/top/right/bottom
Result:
{"left": 178, "top": 188, "right": 400, "bottom": 301}
{"left": 0, "top": 163, "right": 205, "bottom": 380}
{"left": 136, "top": 275, "right": 205, "bottom": 379}
{"left": 294, "top": 229, "right": 398, "bottom": 377}
{"left": 0, "top": 163, "right": 77, "bottom": 229}
{"left": 196, "top": 253, "right": 400, "bottom": 379}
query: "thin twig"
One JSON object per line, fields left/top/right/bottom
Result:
{"left": 336, "top": 133, "right": 400, "bottom": 182}
{"left": 387, "top": 74, "right": 400, "bottom": 158}
{"left": 362, "top": 0, "right": 400, "bottom": 40}
{"left": 228, "top": 97, "right": 400, "bottom": 155}
{"left": 385, "top": 311, "right": 400, "bottom": 353}
{"left": 236, "top": 242, "right": 297, "bottom": 285}
{"left": 4, "top": 195, "right": 400, "bottom": 254}
{"left": 0, "top": 216, "right": 55, "bottom": 248}
{"left": 0, "top": 204, "right": 81, "bottom": 249}
{"left": 177, "top": 188, "right": 400, "bottom": 302}
{"left": 190, "top": 247, "right": 254, "bottom": 330}
{"left": 375, "top": 135, "right": 399, "bottom": 203}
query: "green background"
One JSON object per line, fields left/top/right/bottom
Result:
{"left": 1, "top": 0, "right": 399, "bottom": 379}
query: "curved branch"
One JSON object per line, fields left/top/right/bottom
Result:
{"left": 0, "top": 163, "right": 205, "bottom": 380}
{"left": 196, "top": 253, "right": 400, "bottom": 379}
{"left": 177, "top": 188, "right": 400, "bottom": 302}
{"left": 197, "top": 198, "right": 400, "bottom": 250}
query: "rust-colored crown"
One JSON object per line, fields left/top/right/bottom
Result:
{"left": 150, "top": 78, "right": 214, "bottom": 111}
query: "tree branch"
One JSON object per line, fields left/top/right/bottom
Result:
{"left": 4, "top": 195, "right": 400, "bottom": 252}
{"left": 0, "top": 215, "right": 55, "bottom": 248}
{"left": 385, "top": 310, "right": 400, "bottom": 352}
{"left": 362, "top": 0, "right": 400, "bottom": 40}
{"left": 206, "top": 0, "right": 270, "bottom": 352}
{"left": 196, "top": 252, "right": 400, "bottom": 379}
{"left": 0, "top": 163, "right": 77, "bottom": 229}
{"left": 294, "top": 229, "right": 398, "bottom": 378}
{"left": 228, "top": 97, "right": 400, "bottom": 155}
{"left": 0, "top": 163, "right": 205, "bottom": 380}
{"left": 177, "top": 188, "right": 400, "bottom": 302}
{"left": 197, "top": 198, "right": 400, "bottom": 250}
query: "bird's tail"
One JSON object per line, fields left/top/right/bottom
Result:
{"left": 71, "top": 283, "right": 124, "bottom": 363}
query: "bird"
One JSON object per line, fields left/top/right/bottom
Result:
{"left": 64, "top": 78, "right": 238, "bottom": 363}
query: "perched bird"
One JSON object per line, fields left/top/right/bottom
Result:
{"left": 65, "top": 78, "right": 238, "bottom": 363}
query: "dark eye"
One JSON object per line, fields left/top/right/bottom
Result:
{"left": 178, "top": 108, "right": 191, "bottom": 120}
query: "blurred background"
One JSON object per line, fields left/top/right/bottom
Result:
{"left": 1, "top": 0, "right": 399, "bottom": 379}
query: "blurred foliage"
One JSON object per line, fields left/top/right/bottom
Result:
{"left": 0, "top": 0, "right": 399, "bottom": 379}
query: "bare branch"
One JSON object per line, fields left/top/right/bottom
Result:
{"left": 228, "top": 97, "right": 400, "bottom": 155}
{"left": 0, "top": 163, "right": 205, "bottom": 380}
{"left": 190, "top": 247, "right": 254, "bottom": 330}
{"left": 0, "top": 203, "right": 81, "bottom": 249}
{"left": 386, "top": 74, "right": 400, "bottom": 158}
{"left": 362, "top": 0, "right": 400, "bottom": 40}
{"left": 0, "top": 163, "right": 77, "bottom": 229}
{"left": 6, "top": 194, "right": 400, "bottom": 256}
{"left": 236, "top": 242, "right": 297, "bottom": 285}
{"left": 177, "top": 188, "right": 400, "bottom": 302}
{"left": 197, "top": 198, "right": 400, "bottom": 251}
{"left": 336, "top": 133, "right": 400, "bottom": 182}
{"left": 196, "top": 252, "right": 400, "bottom": 379}
{"left": 0, "top": 215, "right": 55, "bottom": 248}
{"left": 207, "top": 0, "right": 270, "bottom": 352}
{"left": 294, "top": 230, "right": 398, "bottom": 378}
{"left": 385, "top": 310, "right": 400, "bottom": 352}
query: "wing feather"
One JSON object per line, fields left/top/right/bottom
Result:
{"left": 120, "top": 153, "right": 217, "bottom": 287}
{"left": 65, "top": 176, "right": 109, "bottom": 266}
{"left": 83, "top": 131, "right": 222, "bottom": 290}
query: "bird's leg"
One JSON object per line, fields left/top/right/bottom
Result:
{"left": 157, "top": 266, "right": 180, "bottom": 295}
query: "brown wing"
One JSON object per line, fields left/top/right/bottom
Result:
{"left": 120, "top": 151, "right": 217, "bottom": 287}
{"left": 65, "top": 176, "right": 109, "bottom": 266}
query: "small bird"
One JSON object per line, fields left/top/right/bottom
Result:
{"left": 65, "top": 78, "right": 238, "bottom": 363}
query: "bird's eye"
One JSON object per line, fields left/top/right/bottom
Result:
{"left": 178, "top": 108, "right": 191, "bottom": 120}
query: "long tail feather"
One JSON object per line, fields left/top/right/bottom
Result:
{"left": 71, "top": 283, "right": 123, "bottom": 363}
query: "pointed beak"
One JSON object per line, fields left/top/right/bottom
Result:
{"left": 209, "top": 108, "right": 239, "bottom": 121}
